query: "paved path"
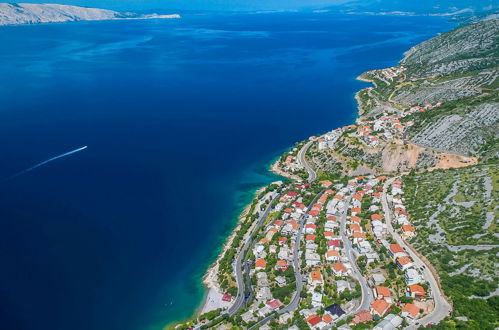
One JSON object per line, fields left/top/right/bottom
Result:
{"left": 228, "top": 193, "right": 278, "bottom": 316}
{"left": 381, "top": 178, "right": 452, "bottom": 328}
{"left": 339, "top": 195, "right": 373, "bottom": 313}
{"left": 297, "top": 140, "right": 316, "bottom": 183}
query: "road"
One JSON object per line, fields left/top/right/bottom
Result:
{"left": 228, "top": 193, "right": 278, "bottom": 316}
{"left": 338, "top": 195, "right": 373, "bottom": 313}
{"left": 381, "top": 178, "right": 452, "bottom": 328}
{"left": 297, "top": 140, "right": 316, "bottom": 183}
{"left": 248, "top": 191, "right": 324, "bottom": 329}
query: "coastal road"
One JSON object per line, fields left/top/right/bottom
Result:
{"left": 248, "top": 191, "right": 324, "bottom": 329}
{"left": 339, "top": 195, "right": 373, "bottom": 313}
{"left": 297, "top": 140, "right": 316, "bottom": 183}
{"left": 381, "top": 178, "right": 452, "bottom": 328}
{"left": 228, "top": 193, "right": 278, "bottom": 316}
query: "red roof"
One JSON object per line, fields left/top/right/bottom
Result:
{"left": 305, "top": 234, "right": 316, "bottom": 241}
{"left": 327, "top": 240, "right": 341, "bottom": 247}
{"left": 286, "top": 191, "right": 298, "bottom": 196}
{"left": 266, "top": 299, "right": 284, "bottom": 309}
{"left": 390, "top": 244, "right": 404, "bottom": 254}
{"left": 352, "top": 310, "right": 372, "bottom": 324}
{"left": 306, "top": 315, "right": 322, "bottom": 326}
{"left": 309, "top": 210, "right": 320, "bottom": 217}
{"left": 222, "top": 293, "right": 232, "bottom": 302}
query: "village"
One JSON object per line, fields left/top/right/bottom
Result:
{"left": 189, "top": 167, "right": 439, "bottom": 330}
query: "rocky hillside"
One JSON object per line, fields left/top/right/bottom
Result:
{"left": 0, "top": 3, "right": 180, "bottom": 26}
{"left": 356, "top": 19, "right": 498, "bottom": 163}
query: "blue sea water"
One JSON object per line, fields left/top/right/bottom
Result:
{"left": 0, "top": 11, "right": 453, "bottom": 330}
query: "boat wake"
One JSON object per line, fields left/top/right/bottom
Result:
{"left": 5, "top": 146, "right": 88, "bottom": 181}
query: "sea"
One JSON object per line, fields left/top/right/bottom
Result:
{"left": 0, "top": 10, "right": 453, "bottom": 330}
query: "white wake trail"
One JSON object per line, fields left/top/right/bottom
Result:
{"left": 6, "top": 146, "right": 88, "bottom": 181}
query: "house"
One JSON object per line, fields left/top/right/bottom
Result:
{"left": 370, "top": 299, "right": 390, "bottom": 316}
{"left": 309, "top": 210, "right": 320, "bottom": 217}
{"left": 322, "top": 313, "right": 333, "bottom": 324}
{"left": 276, "top": 260, "right": 288, "bottom": 271}
{"left": 256, "top": 272, "right": 269, "bottom": 287}
{"left": 326, "top": 250, "right": 340, "bottom": 262}
{"left": 257, "top": 305, "right": 273, "bottom": 317}
{"left": 222, "top": 293, "right": 232, "bottom": 302}
{"left": 269, "top": 245, "right": 277, "bottom": 254}
{"left": 404, "top": 268, "right": 422, "bottom": 285}
{"left": 373, "top": 314, "right": 403, "bottom": 330}
{"left": 312, "top": 292, "right": 323, "bottom": 307}
{"left": 336, "top": 280, "right": 349, "bottom": 293}
{"left": 332, "top": 262, "right": 348, "bottom": 276}
{"left": 256, "top": 286, "right": 272, "bottom": 300}
{"left": 371, "top": 214, "right": 382, "bottom": 221}
{"left": 306, "top": 314, "right": 323, "bottom": 328}
{"left": 389, "top": 244, "right": 406, "bottom": 259}
{"left": 278, "top": 247, "right": 290, "bottom": 260}
{"left": 349, "top": 223, "right": 361, "bottom": 234}
{"left": 374, "top": 286, "right": 391, "bottom": 302}
{"left": 408, "top": 284, "right": 426, "bottom": 298}
{"left": 327, "top": 239, "right": 342, "bottom": 250}
{"left": 305, "top": 223, "right": 317, "bottom": 234}
{"left": 241, "top": 310, "right": 256, "bottom": 323}
{"left": 351, "top": 310, "right": 372, "bottom": 324}
{"left": 351, "top": 207, "right": 361, "bottom": 215}
{"left": 402, "top": 225, "right": 416, "bottom": 239}
{"left": 309, "top": 270, "right": 323, "bottom": 285}
{"left": 402, "top": 303, "right": 420, "bottom": 319}
{"left": 275, "top": 276, "right": 287, "bottom": 287}
{"left": 350, "top": 215, "right": 361, "bottom": 223}
{"left": 305, "top": 234, "right": 316, "bottom": 242}
{"left": 397, "top": 256, "right": 414, "bottom": 270}
{"left": 255, "top": 258, "right": 266, "bottom": 270}
{"left": 278, "top": 237, "right": 288, "bottom": 246}
{"left": 324, "top": 231, "right": 336, "bottom": 240}
{"left": 370, "top": 273, "right": 387, "bottom": 286}
{"left": 266, "top": 299, "right": 284, "bottom": 310}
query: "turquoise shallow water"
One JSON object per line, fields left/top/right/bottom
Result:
{"left": 0, "top": 11, "right": 453, "bottom": 329}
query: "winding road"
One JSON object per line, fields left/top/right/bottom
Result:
{"left": 381, "top": 178, "right": 452, "bottom": 328}
{"left": 297, "top": 140, "right": 317, "bottom": 183}
{"left": 339, "top": 195, "right": 373, "bottom": 312}
{"left": 228, "top": 192, "right": 278, "bottom": 316}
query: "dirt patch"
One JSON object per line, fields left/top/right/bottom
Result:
{"left": 429, "top": 153, "right": 478, "bottom": 171}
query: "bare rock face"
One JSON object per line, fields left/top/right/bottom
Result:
{"left": 0, "top": 3, "right": 181, "bottom": 26}
{"left": 401, "top": 19, "right": 499, "bottom": 78}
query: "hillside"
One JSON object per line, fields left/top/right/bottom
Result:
{"left": 0, "top": 3, "right": 180, "bottom": 26}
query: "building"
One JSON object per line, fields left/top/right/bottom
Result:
{"left": 404, "top": 268, "right": 422, "bottom": 285}
{"left": 402, "top": 303, "right": 420, "bottom": 319}
{"left": 370, "top": 299, "right": 390, "bottom": 316}
{"left": 408, "top": 284, "right": 426, "bottom": 298}
{"left": 397, "top": 256, "right": 413, "bottom": 270}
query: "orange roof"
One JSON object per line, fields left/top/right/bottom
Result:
{"left": 397, "top": 256, "right": 413, "bottom": 266}
{"left": 320, "top": 180, "right": 333, "bottom": 187}
{"left": 324, "top": 231, "right": 335, "bottom": 237}
{"left": 351, "top": 215, "right": 361, "bottom": 223}
{"left": 352, "top": 310, "right": 372, "bottom": 324}
{"left": 402, "top": 225, "right": 415, "bottom": 232}
{"left": 375, "top": 286, "right": 390, "bottom": 297}
{"left": 305, "top": 234, "right": 316, "bottom": 241}
{"left": 409, "top": 284, "right": 426, "bottom": 296}
{"left": 372, "top": 192, "right": 381, "bottom": 198}
{"left": 306, "top": 315, "right": 322, "bottom": 326}
{"left": 309, "top": 210, "right": 320, "bottom": 217}
{"left": 284, "top": 208, "right": 293, "bottom": 213}
{"left": 351, "top": 207, "right": 361, "bottom": 213}
{"left": 353, "top": 231, "right": 366, "bottom": 238}
{"left": 277, "top": 260, "right": 288, "bottom": 267}
{"left": 278, "top": 237, "right": 287, "bottom": 243}
{"left": 371, "top": 299, "right": 389, "bottom": 315}
{"left": 350, "top": 224, "right": 361, "bottom": 232}
{"left": 310, "top": 270, "right": 322, "bottom": 282}
{"left": 287, "top": 219, "right": 297, "bottom": 225}
{"left": 260, "top": 238, "right": 269, "bottom": 243}
{"left": 292, "top": 224, "right": 299, "bottom": 230}
{"left": 332, "top": 262, "right": 347, "bottom": 273}
{"left": 377, "top": 176, "right": 388, "bottom": 181}
{"left": 312, "top": 203, "right": 323, "bottom": 210}
{"left": 327, "top": 216, "right": 337, "bottom": 221}
{"left": 334, "top": 194, "right": 344, "bottom": 200}
{"left": 274, "top": 220, "right": 284, "bottom": 227}
{"left": 352, "top": 193, "right": 363, "bottom": 201}
{"left": 390, "top": 244, "right": 404, "bottom": 254}
{"left": 323, "top": 313, "right": 333, "bottom": 323}
{"left": 402, "top": 303, "right": 419, "bottom": 318}
{"left": 305, "top": 223, "right": 317, "bottom": 229}
{"left": 327, "top": 250, "right": 340, "bottom": 257}
{"left": 268, "top": 227, "right": 278, "bottom": 233}
{"left": 371, "top": 214, "right": 382, "bottom": 221}
{"left": 255, "top": 258, "right": 266, "bottom": 268}
{"left": 325, "top": 189, "right": 335, "bottom": 195}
